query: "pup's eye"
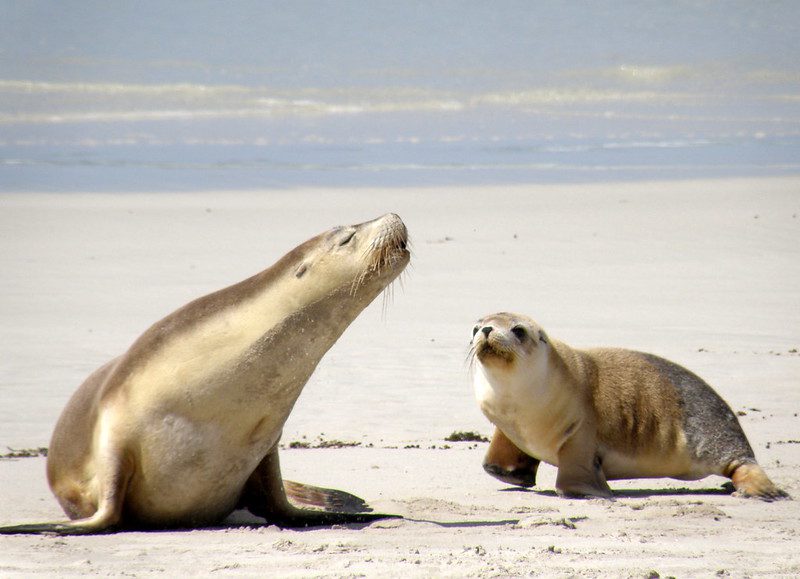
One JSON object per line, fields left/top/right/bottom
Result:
{"left": 511, "top": 326, "right": 527, "bottom": 340}
{"left": 472, "top": 325, "right": 480, "bottom": 337}
{"left": 339, "top": 231, "right": 356, "bottom": 246}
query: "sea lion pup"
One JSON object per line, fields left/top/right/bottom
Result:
{"left": 0, "top": 213, "right": 409, "bottom": 535}
{"left": 470, "top": 312, "right": 789, "bottom": 501}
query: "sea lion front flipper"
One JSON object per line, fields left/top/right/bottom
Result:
{"left": 483, "top": 427, "right": 540, "bottom": 488}
{"left": 241, "top": 450, "right": 400, "bottom": 527}
{"left": 554, "top": 424, "right": 613, "bottom": 499}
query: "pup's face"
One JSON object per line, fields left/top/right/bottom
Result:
{"left": 470, "top": 312, "right": 549, "bottom": 370}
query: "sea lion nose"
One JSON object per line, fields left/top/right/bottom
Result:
{"left": 482, "top": 326, "right": 493, "bottom": 337}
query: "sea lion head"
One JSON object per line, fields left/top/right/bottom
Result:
{"left": 470, "top": 312, "right": 549, "bottom": 371}
{"left": 288, "top": 213, "right": 410, "bottom": 307}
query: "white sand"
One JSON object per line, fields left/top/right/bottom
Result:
{"left": 1, "top": 178, "right": 799, "bottom": 576}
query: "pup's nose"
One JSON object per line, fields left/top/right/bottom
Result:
{"left": 481, "top": 326, "right": 492, "bottom": 337}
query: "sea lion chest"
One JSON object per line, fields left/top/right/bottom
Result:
{"left": 110, "top": 306, "right": 325, "bottom": 523}
{"left": 473, "top": 364, "right": 582, "bottom": 466}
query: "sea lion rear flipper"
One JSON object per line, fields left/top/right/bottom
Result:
{"left": 283, "top": 480, "right": 372, "bottom": 513}
{"left": 241, "top": 450, "right": 400, "bottom": 527}
{"left": 729, "top": 462, "right": 791, "bottom": 501}
{"left": 483, "top": 427, "right": 540, "bottom": 488}
{"left": 554, "top": 425, "right": 613, "bottom": 499}
{"left": 0, "top": 449, "right": 133, "bottom": 535}
{"left": 0, "top": 521, "right": 117, "bottom": 535}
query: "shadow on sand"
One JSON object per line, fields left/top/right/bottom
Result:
{"left": 499, "top": 483, "right": 734, "bottom": 499}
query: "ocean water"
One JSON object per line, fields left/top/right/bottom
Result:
{"left": 1, "top": 1, "right": 799, "bottom": 191}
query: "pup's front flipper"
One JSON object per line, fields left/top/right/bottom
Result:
{"left": 554, "top": 425, "right": 612, "bottom": 499}
{"left": 482, "top": 426, "right": 540, "bottom": 488}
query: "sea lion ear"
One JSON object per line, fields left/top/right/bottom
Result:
{"left": 538, "top": 330, "right": 548, "bottom": 344}
{"left": 295, "top": 264, "right": 309, "bottom": 278}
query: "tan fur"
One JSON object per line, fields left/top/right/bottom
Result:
{"left": 471, "top": 312, "right": 789, "bottom": 501}
{"left": 1, "top": 214, "right": 409, "bottom": 535}
{"left": 580, "top": 347, "right": 693, "bottom": 479}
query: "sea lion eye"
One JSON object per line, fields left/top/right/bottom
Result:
{"left": 338, "top": 231, "right": 356, "bottom": 246}
{"left": 472, "top": 325, "right": 480, "bottom": 337}
{"left": 511, "top": 326, "right": 527, "bottom": 340}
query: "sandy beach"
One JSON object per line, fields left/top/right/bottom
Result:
{"left": 0, "top": 177, "right": 799, "bottom": 576}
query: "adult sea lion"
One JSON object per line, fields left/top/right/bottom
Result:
{"left": 0, "top": 213, "right": 409, "bottom": 534}
{"left": 470, "top": 312, "right": 789, "bottom": 501}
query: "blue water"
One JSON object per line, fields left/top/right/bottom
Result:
{"left": 1, "top": 1, "right": 799, "bottom": 191}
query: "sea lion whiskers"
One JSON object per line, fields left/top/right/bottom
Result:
{"left": 466, "top": 320, "right": 515, "bottom": 375}
{"left": 377, "top": 249, "right": 411, "bottom": 318}
{"left": 474, "top": 335, "right": 517, "bottom": 365}
{"left": 350, "top": 218, "right": 410, "bottom": 297}
{"left": 465, "top": 342, "right": 478, "bottom": 369}
{"left": 379, "top": 245, "right": 412, "bottom": 316}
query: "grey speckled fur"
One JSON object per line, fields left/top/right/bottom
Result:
{"left": 638, "top": 352, "right": 754, "bottom": 471}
